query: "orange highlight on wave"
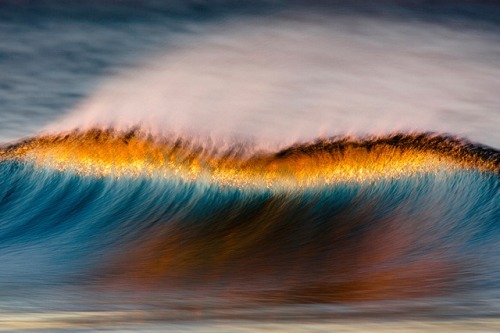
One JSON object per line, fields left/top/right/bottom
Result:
{"left": 1, "top": 129, "right": 497, "bottom": 187}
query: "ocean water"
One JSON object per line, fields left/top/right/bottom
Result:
{"left": 0, "top": 1, "right": 499, "bottom": 332}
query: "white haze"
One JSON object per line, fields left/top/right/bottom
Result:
{"left": 49, "top": 14, "right": 500, "bottom": 149}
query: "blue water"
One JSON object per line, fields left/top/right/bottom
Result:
{"left": 0, "top": 162, "right": 498, "bottom": 288}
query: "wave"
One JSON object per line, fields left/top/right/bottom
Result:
{"left": 0, "top": 129, "right": 498, "bottom": 302}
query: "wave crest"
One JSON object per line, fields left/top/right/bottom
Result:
{"left": 1, "top": 129, "right": 498, "bottom": 188}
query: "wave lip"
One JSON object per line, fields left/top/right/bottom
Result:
{"left": 1, "top": 129, "right": 498, "bottom": 188}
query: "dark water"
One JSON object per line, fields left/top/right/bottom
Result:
{"left": 0, "top": 1, "right": 500, "bottom": 331}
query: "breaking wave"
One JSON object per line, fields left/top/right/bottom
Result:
{"left": 0, "top": 129, "right": 498, "bottom": 302}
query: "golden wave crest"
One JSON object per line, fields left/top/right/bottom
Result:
{"left": 1, "top": 129, "right": 497, "bottom": 187}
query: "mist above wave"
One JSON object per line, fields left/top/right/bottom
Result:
{"left": 49, "top": 13, "right": 500, "bottom": 149}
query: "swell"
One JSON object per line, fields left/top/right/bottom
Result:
{"left": 0, "top": 129, "right": 498, "bottom": 302}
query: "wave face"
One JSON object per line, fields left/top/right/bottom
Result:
{"left": 0, "top": 130, "right": 498, "bottom": 303}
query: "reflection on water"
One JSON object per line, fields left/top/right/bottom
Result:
{"left": 0, "top": 286, "right": 500, "bottom": 332}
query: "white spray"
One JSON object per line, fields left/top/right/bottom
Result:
{"left": 49, "top": 13, "right": 500, "bottom": 149}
